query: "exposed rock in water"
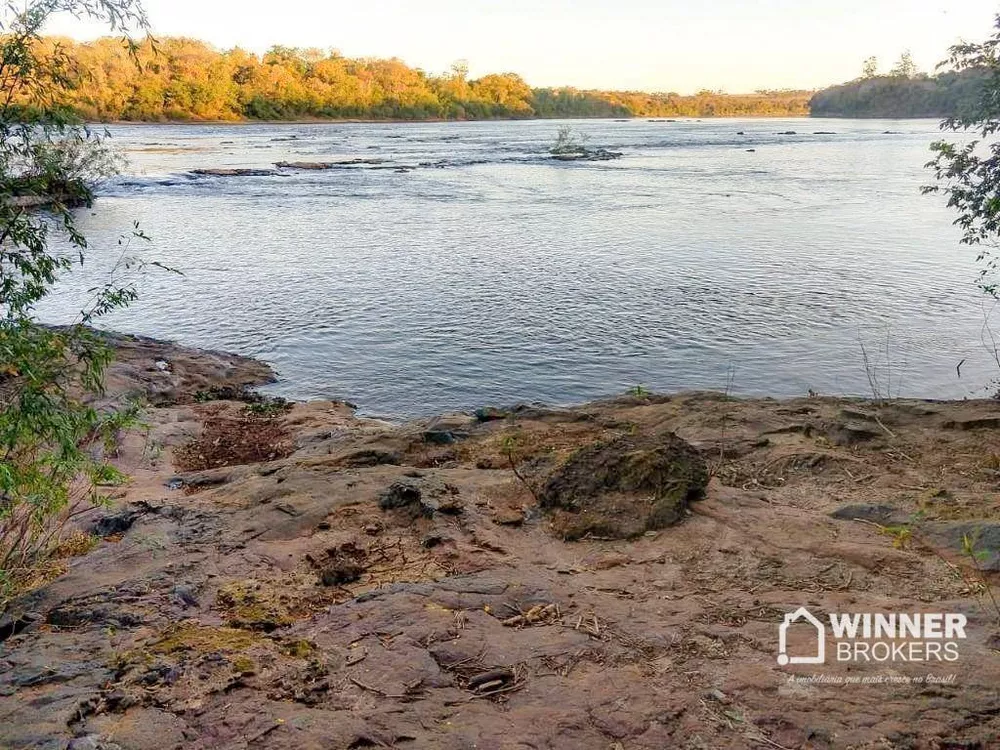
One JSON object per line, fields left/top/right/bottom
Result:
{"left": 541, "top": 430, "right": 708, "bottom": 540}
{"left": 191, "top": 168, "right": 279, "bottom": 177}
{"left": 275, "top": 158, "right": 385, "bottom": 169}
{"left": 551, "top": 148, "right": 623, "bottom": 162}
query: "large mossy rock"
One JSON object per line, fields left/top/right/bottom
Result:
{"left": 541, "top": 431, "right": 708, "bottom": 540}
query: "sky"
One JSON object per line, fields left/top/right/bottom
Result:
{"left": 45, "top": 0, "right": 1000, "bottom": 94}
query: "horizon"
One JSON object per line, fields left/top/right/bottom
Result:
{"left": 43, "top": 0, "right": 999, "bottom": 96}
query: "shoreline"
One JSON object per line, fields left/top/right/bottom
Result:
{"left": 2, "top": 334, "right": 998, "bottom": 748}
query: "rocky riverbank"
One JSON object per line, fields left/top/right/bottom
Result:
{"left": 1, "top": 335, "right": 999, "bottom": 749}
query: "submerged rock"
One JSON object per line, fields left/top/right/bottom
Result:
{"left": 541, "top": 430, "right": 708, "bottom": 540}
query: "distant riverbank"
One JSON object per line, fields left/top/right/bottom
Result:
{"left": 46, "top": 35, "right": 811, "bottom": 122}
{"left": 809, "top": 69, "right": 984, "bottom": 119}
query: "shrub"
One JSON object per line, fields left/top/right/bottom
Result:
{"left": 0, "top": 0, "right": 150, "bottom": 612}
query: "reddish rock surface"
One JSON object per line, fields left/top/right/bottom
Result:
{"left": 2, "top": 340, "right": 999, "bottom": 749}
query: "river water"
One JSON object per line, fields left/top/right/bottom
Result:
{"left": 39, "top": 118, "right": 997, "bottom": 417}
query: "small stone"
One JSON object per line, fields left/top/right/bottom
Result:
{"left": 171, "top": 585, "right": 199, "bottom": 608}
{"left": 379, "top": 482, "right": 423, "bottom": 511}
{"left": 475, "top": 407, "right": 508, "bottom": 422}
{"left": 423, "top": 429, "right": 457, "bottom": 445}
{"left": 319, "top": 562, "right": 364, "bottom": 587}
{"left": 591, "top": 553, "right": 630, "bottom": 570}
{"left": 492, "top": 508, "right": 524, "bottom": 526}
{"left": 68, "top": 737, "right": 101, "bottom": 750}
{"left": 91, "top": 508, "right": 141, "bottom": 537}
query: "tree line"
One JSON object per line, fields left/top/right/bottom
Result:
{"left": 29, "top": 36, "right": 812, "bottom": 121}
{"left": 810, "top": 53, "right": 988, "bottom": 118}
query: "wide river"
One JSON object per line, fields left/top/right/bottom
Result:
{"left": 41, "top": 118, "right": 997, "bottom": 417}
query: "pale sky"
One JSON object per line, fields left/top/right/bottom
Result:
{"left": 45, "top": 0, "right": 1000, "bottom": 93}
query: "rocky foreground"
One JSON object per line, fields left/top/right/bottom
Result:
{"left": 2, "top": 335, "right": 999, "bottom": 750}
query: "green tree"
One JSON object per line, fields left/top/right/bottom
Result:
{"left": 924, "top": 15, "right": 1000, "bottom": 296}
{"left": 862, "top": 56, "right": 879, "bottom": 79}
{"left": 0, "top": 0, "right": 152, "bottom": 611}
{"left": 890, "top": 50, "right": 918, "bottom": 78}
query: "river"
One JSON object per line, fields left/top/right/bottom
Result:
{"left": 40, "top": 118, "right": 996, "bottom": 417}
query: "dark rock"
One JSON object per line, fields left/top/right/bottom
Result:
{"left": 541, "top": 430, "right": 708, "bottom": 540}
{"left": 551, "top": 148, "right": 623, "bottom": 162}
{"left": 103, "top": 690, "right": 137, "bottom": 711}
{"left": 379, "top": 480, "right": 462, "bottom": 516}
{"left": 824, "top": 421, "right": 880, "bottom": 446}
{"left": 0, "top": 611, "right": 38, "bottom": 642}
{"left": 830, "top": 504, "right": 909, "bottom": 526}
{"left": 191, "top": 168, "right": 278, "bottom": 177}
{"left": 90, "top": 508, "right": 142, "bottom": 538}
{"left": 319, "top": 562, "right": 364, "bottom": 586}
{"left": 7, "top": 661, "right": 97, "bottom": 687}
{"left": 421, "top": 485, "right": 463, "bottom": 515}
{"left": 171, "top": 585, "right": 199, "bottom": 609}
{"left": 434, "top": 577, "right": 509, "bottom": 595}
{"left": 318, "top": 542, "right": 367, "bottom": 586}
{"left": 475, "top": 407, "right": 508, "bottom": 422}
{"left": 925, "top": 522, "right": 1000, "bottom": 571}
{"left": 339, "top": 449, "right": 402, "bottom": 467}
{"left": 942, "top": 417, "right": 1000, "bottom": 431}
{"left": 275, "top": 159, "right": 384, "bottom": 169}
{"left": 422, "top": 534, "right": 446, "bottom": 548}
{"left": 423, "top": 430, "right": 458, "bottom": 445}
{"left": 777, "top": 131, "right": 798, "bottom": 135}
{"left": 379, "top": 482, "right": 424, "bottom": 512}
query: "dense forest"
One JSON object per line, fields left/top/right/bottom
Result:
{"left": 30, "top": 36, "right": 812, "bottom": 121}
{"left": 809, "top": 68, "right": 987, "bottom": 119}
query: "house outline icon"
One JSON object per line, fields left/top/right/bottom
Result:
{"left": 777, "top": 606, "right": 826, "bottom": 665}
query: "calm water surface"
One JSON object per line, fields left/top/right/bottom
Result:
{"left": 39, "top": 118, "right": 997, "bottom": 417}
